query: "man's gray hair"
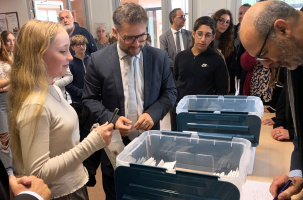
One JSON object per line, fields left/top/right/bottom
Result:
{"left": 59, "top": 9, "right": 73, "bottom": 17}
{"left": 169, "top": 8, "right": 181, "bottom": 24}
{"left": 113, "top": 2, "right": 148, "bottom": 31}
{"left": 254, "top": 1, "right": 299, "bottom": 38}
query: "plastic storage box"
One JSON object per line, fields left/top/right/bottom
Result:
{"left": 116, "top": 130, "right": 252, "bottom": 200}
{"left": 175, "top": 95, "right": 263, "bottom": 174}
{"left": 176, "top": 95, "right": 264, "bottom": 118}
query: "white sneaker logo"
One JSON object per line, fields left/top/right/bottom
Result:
{"left": 201, "top": 63, "right": 208, "bottom": 67}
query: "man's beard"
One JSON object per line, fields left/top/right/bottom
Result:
{"left": 64, "top": 23, "right": 74, "bottom": 33}
{"left": 273, "top": 37, "right": 303, "bottom": 70}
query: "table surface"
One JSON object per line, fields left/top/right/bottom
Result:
{"left": 248, "top": 112, "right": 303, "bottom": 199}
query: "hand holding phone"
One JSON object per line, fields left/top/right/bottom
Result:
{"left": 109, "top": 108, "right": 119, "bottom": 123}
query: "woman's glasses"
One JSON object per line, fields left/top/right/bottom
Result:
{"left": 218, "top": 18, "right": 230, "bottom": 25}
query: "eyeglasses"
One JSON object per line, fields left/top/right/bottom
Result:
{"left": 73, "top": 43, "right": 86, "bottom": 48}
{"left": 195, "top": 32, "right": 213, "bottom": 40}
{"left": 175, "top": 15, "right": 186, "bottom": 20}
{"left": 255, "top": 25, "right": 273, "bottom": 61}
{"left": 97, "top": 30, "right": 106, "bottom": 33}
{"left": 120, "top": 33, "right": 148, "bottom": 45}
{"left": 218, "top": 18, "right": 230, "bottom": 25}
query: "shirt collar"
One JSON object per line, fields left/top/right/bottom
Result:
{"left": 171, "top": 28, "right": 182, "bottom": 34}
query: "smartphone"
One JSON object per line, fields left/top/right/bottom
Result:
{"left": 109, "top": 108, "right": 119, "bottom": 123}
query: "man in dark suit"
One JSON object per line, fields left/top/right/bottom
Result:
{"left": 159, "top": 8, "right": 192, "bottom": 71}
{"left": 240, "top": 1, "right": 303, "bottom": 199}
{"left": 82, "top": 2, "right": 177, "bottom": 200}
{"left": 0, "top": 160, "right": 50, "bottom": 200}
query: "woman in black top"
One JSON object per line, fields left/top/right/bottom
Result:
{"left": 170, "top": 16, "right": 229, "bottom": 131}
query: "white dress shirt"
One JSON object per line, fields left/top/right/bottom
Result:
{"left": 171, "top": 28, "right": 185, "bottom": 52}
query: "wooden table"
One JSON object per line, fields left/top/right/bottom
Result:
{"left": 247, "top": 112, "right": 303, "bottom": 199}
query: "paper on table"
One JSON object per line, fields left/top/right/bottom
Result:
{"left": 241, "top": 180, "right": 273, "bottom": 200}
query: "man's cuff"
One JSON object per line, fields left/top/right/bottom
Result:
{"left": 18, "top": 191, "right": 44, "bottom": 200}
{"left": 289, "top": 170, "right": 303, "bottom": 178}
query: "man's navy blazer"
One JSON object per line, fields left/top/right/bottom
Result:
{"left": 82, "top": 43, "right": 177, "bottom": 175}
{"left": 82, "top": 43, "right": 177, "bottom": 131}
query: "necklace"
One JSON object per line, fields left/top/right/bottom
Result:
{"left": 49, "top": 86, "right": 61, "bottom": 102}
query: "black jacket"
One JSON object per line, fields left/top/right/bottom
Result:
{"left": 69, "top": 23, "right": 98, "bottom": 56}
{"left": 273, "top": 83, "right": 294, "bottom": 140}
{"left": 0, "top": 160, "right": 38, "bottom": 200}
{"left": 174, "top": 47, "right": 228, "bottom": 102}
{"left": 66, "top": 55, "right": 91, "bottom": 102}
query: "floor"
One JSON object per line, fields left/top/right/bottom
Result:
{"left": 87, "top": 113, "right": 171, "bottom": 200}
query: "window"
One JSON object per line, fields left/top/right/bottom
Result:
{"left": 242, "top": 0, "right": 303, "bottom": 9}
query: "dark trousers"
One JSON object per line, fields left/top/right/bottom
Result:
{"left": 101, "top": 165, "right": 116, "bottom": 200}
{"left": 170, "top": 104, "right": 178, "bottom": 131}
{"left": 101, "top": 137, "right": 131, "bottom": 200}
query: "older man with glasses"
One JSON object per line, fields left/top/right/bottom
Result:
{"left": 240, "top": 1, "right": 303, "bottom": 199}
{"left": 82, "top": 2, "right": 177, "bottom": 199}
{"left": 59, "top": 9, "right": 98, "bottom": 57}
{"left": 160, "top": 8, "right": 192, "bottom": 72}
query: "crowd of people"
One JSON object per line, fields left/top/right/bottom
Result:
{"left": 0, "top": 1, "right": 303, "bottom": 200}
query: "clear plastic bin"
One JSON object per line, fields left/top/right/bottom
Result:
{"left": 176, "top": 95, "right": 264, "bottom": 118}
{"left": 117, "top": 130, "right": 252, "bottom": 193}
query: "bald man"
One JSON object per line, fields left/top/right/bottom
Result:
{"left": 240, "top": 1, "right": 303, "bottom": 199}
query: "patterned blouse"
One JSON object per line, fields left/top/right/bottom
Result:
{"left": 96, "top": 40, "right": 110, "bottom": 50}
{"left": 0, "top": 61, "right": 11, "bottom": 79}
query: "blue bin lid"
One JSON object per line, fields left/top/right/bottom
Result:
{"left": 115, "top": 164, "right": 240, "bottom": 200}
{"left": 177, "top": 112, "right": 261, "bottom": 147}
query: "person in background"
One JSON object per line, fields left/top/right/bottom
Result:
{"left": 170, "top": 16, "right": 228, "bottom": 131}
{"left": 108, "top": 32, "right": 117, "bottom": 44}
{"left": 0, "top": 35, "right": 13, "bottom": 176}
{"left": 8, "top": 20, "right": 114, "bottom": 199}
{"left": 53, "top": 68, "right": 73, "bottom": 100}
{"left": 58, "top": 9, "right": 98, "bottom": 56}
{"left": 82, "top": 2, "right": 177, "bottom": 199}
{"left": 212, "top": 9, "right": 237, "bottom": 94}
{"left": 239, "top": 1, "right": 303, "bottom": 199}
{"left": 146, "top": 33, "right": 152, "bottom": 46}
{"left": 66, "top": 34, "right": 90, "bottom": 103}
{"left": 234, "top": 3, "right": 251, "bottom": 95}
{"left": 1, "top": 31, "right": 15, "bottom": 60}
{"left": 270, "top": 83, "right": 294, "bottom": 141}
{"left": 240, "top": 51, "right": 272, "bottom": 103}
{"left": 95, "top": 25, "right": 110, "bottom": 50}
{"left": 160, "top": 8, "right": 192, "bottom": 71}
{"left": 1, "top": 159, "right": 51, "bottom": 200}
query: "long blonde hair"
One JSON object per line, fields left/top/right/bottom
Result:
{"left": 8, "top": 20, "right": 65, "bottom": 171}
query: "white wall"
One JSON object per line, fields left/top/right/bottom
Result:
{"left": 192, "top": 0, "right": 242, "bottom": 25}
{"left": 87, "top": 0, "right": 114, "bottom": 38}
{"left": 0, "top": 0, "right": 29, "bottom": 29}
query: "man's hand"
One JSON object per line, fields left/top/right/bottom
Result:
{"left": 271, "top": 127, "right": 290, "bottom": 141}
{"left": 9, "top": 175, "right": 51, "bottom": 200}
{"left": 115, "top": 116, "right": 133, "bottom": 137}
{"left": 270, "top": 175, "right": 303, "bottom": 199}
{"left": 134, "top": 113, "right": 154, "bottom": 131}
{"left": 262, "top": 118, "right": 275, "bottom": 125}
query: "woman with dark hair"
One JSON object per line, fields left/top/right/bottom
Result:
{"left": 170, "top": 16, "right": 229, "bottom": 131}
{"left": 212, "top": 9, "right": 237, "bottom": 94}
{"left": 0, "top": 31, "right": 15, "bottom": 60}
